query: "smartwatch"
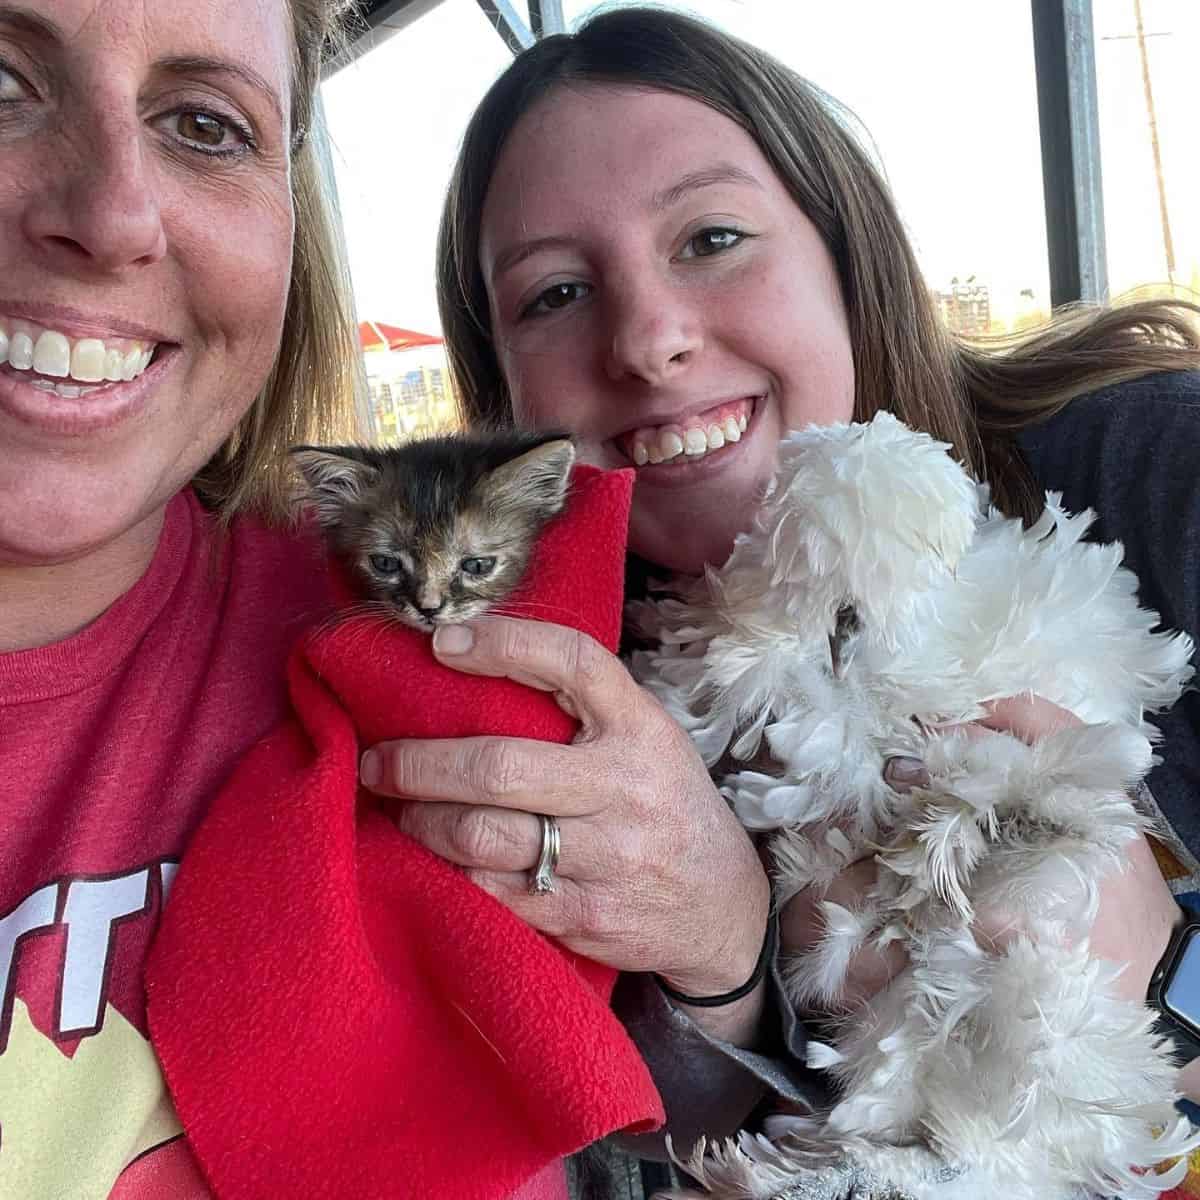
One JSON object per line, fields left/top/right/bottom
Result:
{"left": 1147, "top": 906, "right": 1200, "bottom": 1067}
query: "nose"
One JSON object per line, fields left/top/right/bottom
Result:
{"left": 23, "top": 105, "right": 167, "bottom": 274}
{"left": 604, "top": 273, "right": 703, "bottom": 386}
{"left": 414, "top": 584, "right": 445, "bottom": 619}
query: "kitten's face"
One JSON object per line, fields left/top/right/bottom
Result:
{"left": 349, "top": 503, "right": 539, "bottom": 630}
{"left": 292, "top": 436, "right": 575, "bottom": 632}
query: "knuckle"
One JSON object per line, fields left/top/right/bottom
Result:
{"left": 447, "top": 807, "right": 507, "bottom": 865}
{"left": 566, "top": 630, "right": 605, "bottom": 685}
{"left": 576, "top": 886, "right": 617, "bottom": 942}
{"left": 386, "top": 748, "right": 424, "bottom": 798}
{"left": 494, "top": 616, "right": 541, "bottom": 667}
{"left": 470, "top": 740, "right": 526, "bottom": 803}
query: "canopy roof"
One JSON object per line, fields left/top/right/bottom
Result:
{"left": 358, "top": 320, "right": 443, "bottom": 352}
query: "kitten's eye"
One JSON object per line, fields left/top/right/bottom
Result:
{"left": 369, "top": 554, "right": 402, "bottom": 575}
{"left": 460, "top": 556, "right": 497, "bottom": 577}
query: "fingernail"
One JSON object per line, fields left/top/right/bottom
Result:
{"left": 884, "top": 755, "right": 929, "bottom": 791}
{"left": 360, "top": 749, "right": 382, "bottom": 787}
{"left": 433, "top": 624, "right": 474, "bottom": 655}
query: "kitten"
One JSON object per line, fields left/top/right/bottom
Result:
{"left": 291, "top": 431, "right": 576, "bottom": 631}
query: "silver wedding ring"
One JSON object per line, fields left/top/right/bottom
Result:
{"left": 529, "top": 813, "right": 561, "bottom": 895}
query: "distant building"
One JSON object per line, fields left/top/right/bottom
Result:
{"left": 933, "top": 278, "right": 992, "bottom": 336}
{"left": 364, "top": 347, "right": 460, "bottom": 443}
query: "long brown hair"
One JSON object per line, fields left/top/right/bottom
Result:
{"left": 436, "top": 6, "right": 1199, "bottom": 522}
{"left": 192, "top": 0, "right": 363, "bottom": 523}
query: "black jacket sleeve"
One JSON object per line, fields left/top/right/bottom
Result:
{"left": 1017, "top": 370, "right": 1200, "bottom": 857}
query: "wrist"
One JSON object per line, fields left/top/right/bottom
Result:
{"left": 658, "top": 870, "right": 771, "bottom": 998}
{"left": 657, "top": 909, "right": 776, "bottom": 1008}
{"left": 1146, "top": 896, "right": 1200, "bottom": 1067}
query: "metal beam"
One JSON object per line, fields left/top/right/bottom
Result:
{"left": 327, "top": 0, "right": 447, "bottom": 73}
{"left": 1031, "top": 0, "right": 1108, "bottom": 306}
{"left": 528, "top": 0, "right": 566, "bottom": 39}
{"left": 475, "top": 0, "right": 535, "bottom": 54}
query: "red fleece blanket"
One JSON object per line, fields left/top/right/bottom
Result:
{"left": 144, "top": 464, "right": 664, "bottom": 1199}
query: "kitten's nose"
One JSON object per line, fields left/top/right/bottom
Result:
{"left": 414, "top": 590, "right": 445, "bottom": 619}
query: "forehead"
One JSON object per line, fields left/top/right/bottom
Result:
{"left": 480, "top": 85, "right": 782, "bottom": 257}
{"left": 22, "top": 0, "right": 292, "bottom": 94}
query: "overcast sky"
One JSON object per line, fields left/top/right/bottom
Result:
{"left": 321, "top": 0, "right": 1198, "bottom": 335}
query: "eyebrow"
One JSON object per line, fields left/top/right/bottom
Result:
{"left": 489, "top": 236, "right": 580, "bottom": 283}
{"left": 489, "top": 164, "right": 763, "bottom": 283}
{"left": 0, "top": 8, "right": 286, "bottom": 129}
{"left": 651, "top": 164, "right": 763, "bottom": 211}
{"left": 158, "top": 56, "right": 285, "bottom": 127}
{"left": 0, "top": 5, "right": 62, "bottom": 41}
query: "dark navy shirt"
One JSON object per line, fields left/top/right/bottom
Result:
{"left": 1018, "top": 370, "right": 1200, "bottom": 856}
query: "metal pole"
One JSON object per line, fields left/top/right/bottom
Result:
{"left": 529, "top": 0, "right": 567, "bottom": 38}
{"left": 1031, "top": 0, "right": 1109, "bottom": 306}
{"left": 475, "top": 0, "right": 535, "bottom": 54}
{"left": 1132, "top": 0, "right": 1176, "bottom": 285}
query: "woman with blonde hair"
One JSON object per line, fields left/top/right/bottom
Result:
{"left": 2, "top": 1, "right": 819, "bottom": 1196}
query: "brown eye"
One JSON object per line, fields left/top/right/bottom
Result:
{"left": 522, "top": 282, "right": 590, "bottom": 319}
{"left": 159, "top": 108, "right": 256, "bottom": 157}
{"left": 680, "top": 227, "right": 748, "bottom": 259}
{"left": 180, "top": 112, "right": 230, "bottom": 145}
{"left": 369, "top": 554, "right": 402, "bottom": 575}
{"left": 460, "top": 556, "right": 496, "bottom": 577}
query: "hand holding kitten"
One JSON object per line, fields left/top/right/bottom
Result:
{"left": 359, "top": 613, "right": 773, "bottom": 1046}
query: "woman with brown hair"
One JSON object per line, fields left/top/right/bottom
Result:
{"left": 360, "top": 1, "right": 1200, "bottom": 1171}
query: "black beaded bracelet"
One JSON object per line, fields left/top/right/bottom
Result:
{"left": 655, "top": 912, "right": 777, "bottom": 1008}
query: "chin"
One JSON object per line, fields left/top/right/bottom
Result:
{"left": 632, "top": 527, "right": 739, "bottom": 576}
{"left": 0, "top": 472, "right": 165, "bottom": 567}
{"left": 631, "top": 508, "right": 754, "bottom": 576}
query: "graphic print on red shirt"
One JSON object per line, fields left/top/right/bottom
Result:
{"left": 0, "top": 491, "right": 332, "bottom": 1198}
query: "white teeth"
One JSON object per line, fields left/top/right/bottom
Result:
{"left": 33, "top": 330, "right": 71, "bottom": 377}
{"left": 70, "top": 338, "right": 107, "bottom": 383}
{"left": 28, "top": 378, "right": 97, "bottom": 398}
{"left": 9, "top": 332, "right": 34, "bottom": 370}
{"left": 0, "top": 321, "right": 157, "bottom": 382}
{"left": 628, "top": 403, "right": 754, "bottom": 466}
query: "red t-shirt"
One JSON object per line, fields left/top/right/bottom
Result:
{"left": 0, "top": 489, "right": 568, "bottom": 1200}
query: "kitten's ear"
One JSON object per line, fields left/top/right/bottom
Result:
{"left": 290, "top": 445, "right": 380, "bottom": 526}
{"left": 485, "top": 438, "right": 577, "bottom": 520}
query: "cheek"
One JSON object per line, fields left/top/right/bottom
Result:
{"left": 171, "top": 181, "right": 294, "bottom": 357}
{"left": 505, "top": 350, "right": 578, "bottom": 432}
{"left": 755, "top": 277, "right": 855, "bottom": 430}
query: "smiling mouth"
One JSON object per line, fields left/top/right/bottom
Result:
{"left": 616, "top": 396, "right": 757, "bottom": 466}
{"left": 0, "top": 317, "right": 160, "bottom": 398}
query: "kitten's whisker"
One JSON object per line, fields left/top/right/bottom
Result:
{"left": 488, "top": 601, "right": 589, "bottom": 628}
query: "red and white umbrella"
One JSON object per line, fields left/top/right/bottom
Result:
{"left": 357, "top": 320, "right": 442, "bottom": 353}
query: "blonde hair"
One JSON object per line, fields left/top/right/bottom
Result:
{"left": 192, "top": 0, "right": 363, "bottom": 524}
{"left": 437, "top": 7, "right": 1200, "bottom": 524}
